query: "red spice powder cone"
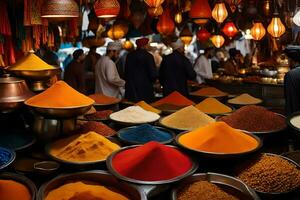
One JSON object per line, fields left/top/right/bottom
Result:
{"left": 151, "top": 91, "right": 195, "bottom": 107}
{"left": 112, "top": 141, "right": 193, "bottom": 181}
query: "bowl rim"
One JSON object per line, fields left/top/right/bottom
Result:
{"left": 106, "top": 145, "right": 198, "bottom": 185}
{"left": 0, "top": 147, "right": 16, "bottom": 170}
{"left": 7, "top": 68, "right": 61, "bottom": 72}
{"left": 117, "top": 125, "right": 175, "bottom": 145}
{"left": 286, "top": 111, "right": 300, "bottom": 132}
{"left": 175, "top": 130, "right": 262, "bottom": 156}
{"left": 24, "top": 103, "right": 94, "bottom": 110}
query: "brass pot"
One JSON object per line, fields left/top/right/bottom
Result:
{"left": 0, "top": 75, "right": 33, "bottom": 113}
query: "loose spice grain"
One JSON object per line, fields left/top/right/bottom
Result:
{"left": 195, "top": 98, "right": 232, "bottom": 114}
{"left": 228, "top": 93, "right": 262, "bottom": 105}
{"left": 237, "top": 154, "right": 300, "bottom": 193}
{"left": 76, "top": 121, "right": 116, "bottom": 137}
{"left": 84, "top": 110, "right": 113, "bottom": 120}
{"left": 152, "top": 91, "right": 195, "bottom": 107}
{"left": 191, "top": 87, "right": 227, "bottom": 97}
{"left": 178, "top": 181, "right": 238, "bottom": 200}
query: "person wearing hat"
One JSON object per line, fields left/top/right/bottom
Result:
{"left": 159, "top": 39, "right": 196, "bottom": 96}
{"left": 223, "top": 48, "right": 243, "bottom": 76}
{"left": 64, "top": 49, "right": 86, "bottom": 94}
{"left": 124, "top": 38, "right": 158, "bottom": 102}
{"left": 94, "top": 42, "right": 125, "bottom": 98}
{"left": 193, "top": 47, "right": 214, "bottom": 84}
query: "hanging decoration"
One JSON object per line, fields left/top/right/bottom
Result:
{"left": 144, "top": 0, "right": 164, "bottom": 8}
{"left": 94, "top": 0, "right": 120, "bottom": 18}
{"left": 263, "top": 0, "right": 272, "bottom": 17}
{"left": 123, "top": 39, "right": 134, "bottom": 50}
{"left": 212, "top": 1, "right": 228, "bottom": 24}
{"left": 118, "top": 0, "right": 131, "bottom": 19}
{"left": 250, "top": 21, "right": 266, "bottom": 41}
{"left": 148, "top": 6, "right": 163, "bottom": 17}
{"left": 196, "top": 28, "right": 211, "bottom": 42}
{"left": 225, "top": 0, "right": 242, "bottom": 13}
{"left": 210, "top": 34, "right": 225, "bottom": 48}
{"left": 157, "top": 8, "right": 175, "bottom": 36}
{"left": 222, "top": 21, "right": 238, "bottom": 38}
{"left": 175, "top": 12, "right": 183, "bottom": 24}
{"left": 107, "top": 22, "right": 129, "bottom": 40}
{"left": 180, "top": 24, "right": 193, "bottom": 46}
{"left": 189, "top": 0, "right": 212, "bottom": 25}
{"left": 267, "top": 15, "right": 286, "bottom": 38}
{"left": 41, "top": 0, "right": 79, "bottom": 19}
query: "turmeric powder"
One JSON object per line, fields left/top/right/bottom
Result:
{"left": 50, "top": 131, "right": 120, "bottom": 162}
{"left": 178, "top": 122, "right": 259, "bottom": 153}
{"left": 195, "top": 98, "right": 232, "bottom": 114}
{"left": 0, "top": 179, "right": 31, "bottom": 200}
{"left": 191, "top": 87, "right": 227, "bottom": 97}
{"left": 25, "top": 81, "right": 94, "bottom": 108}
{"left": 45, "top": 181, "right": 128, "bottom": 200}
{"left": 135, "top": 101, "right": 162, "bottom": 114}
{"left": 9, "top": 53, "right": 56, "bottom": 70}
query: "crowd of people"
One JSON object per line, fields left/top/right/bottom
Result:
{"left": 60, "top": 38, "right": 248, "bottom": 103}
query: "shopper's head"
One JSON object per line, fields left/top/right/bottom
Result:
{"left": 73, "top": 49, "right": 85, "bottom": 62}
{"left": 107, "top": 42, "right": 122, "bottom": 61}
{"left": 204, "top": 47, "right": 214, "bottom": 59}
{"left": 136, "top": 38, "right": 149, "bottom": 49}
{"left": 171, "top": 39, "right": 184, "bottom": 53}
{"left": 229, "top": 48, "right": 242, "bottom": 61}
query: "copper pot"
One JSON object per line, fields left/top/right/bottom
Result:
{"left": 0, "top": 75, "right": 33, "bottom": 112}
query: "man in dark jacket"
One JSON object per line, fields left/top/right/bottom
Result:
{"left": 124, "top": 38, "right": 158, "bottom": 103}
{"left": 64, "top": 49, "right": 86, "bottom": 94}
{"left": 159, "top": 40, "right": 196, "bottom": 97}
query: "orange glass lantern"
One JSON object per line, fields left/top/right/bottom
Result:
{"left": 222, "top": 22, "right": 238, "bottom": 38}
{"left": 175, "top": 12, "right": 183, "bottom": 24}
{"left": 148, "top": 6, "right": 163, "bottom": 17}
{"left": 123, "top": 39, "right": 134, "bottom": 50}
{"left": 189, "top": 0, "right": 212, "bottom": 25}
{"left": 212, "top": 2, "right": 228, "bottom": 24}
{"left": 157, "top": 9, "right": 175, "bottom": 36}
{"left": 211, "top": 34, "right": 225, "bottom": 48}
{"left": 107, "top": 23, "right": 128, "bottom": 40}
{"left": 144, "top": 0, "right": 164, "bottom": 8}
{"left": 94, "top": 0, "right": 120, "bottom": 18}
{"left": 41, "top": 0, "right": 79, "bottom": 19}
{"left": 196, "top": 28, "right": 211, "bottom": 42}
{"left": 267, "top": 15, "right": 286, "bottom": 38}
{"left": 251, "top": 22, "right": 266, "bottom": 41}
{"left": 180, "top": 25, "right": 193, "bottom": 46}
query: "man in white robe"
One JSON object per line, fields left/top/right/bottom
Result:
{"left": 193, "top": 47, "right": 213, "bottom": 84}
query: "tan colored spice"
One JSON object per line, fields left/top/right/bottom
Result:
{"left": 228, "top": 93, "right": 262, "bottom": 105}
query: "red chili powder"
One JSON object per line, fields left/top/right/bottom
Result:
{"left": 88, "top": 94, "right": 120, "bottom": 105}
{"left": 85, "top": 110, "right": 113, "bottom": 120}
{"left": 152, "top": 91, "right": 195, "bottom": 107}
{"left": 76, "top": 121, "right": 116, "bottom": 137}
{"left": 112, "top": 141, "right": 193, "bottom": 181}
{"left": 219, "top": 105, "right": 286, "bottom": 132}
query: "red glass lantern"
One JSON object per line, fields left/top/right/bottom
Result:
{"left": 94, "top": 0, "right": 120, "bottom": 18}
{"left": 222, "top": 22, "right": 238, "bottom": 38}
{"left": 144, "top": 0, "right": 164, "bottom": 8}
{"left": 156, "top": 9, "right": 175, "bottom": 36}
{"left": 189, "top": 0, "right": 212, "bottom": 25}
{"left": 196, "top": 28, "right": 211, "bottom": 42}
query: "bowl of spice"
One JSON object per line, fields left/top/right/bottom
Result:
{"left": 218, "top": 105, "right": 287, "bottom": 134}
{"left": 135, "top": 101, "right": 162, "bottom": 114}
{"left": 79, "top": 110, "right": 113, "bottom": 122}
{"left": 236, "top": 153, "right": 300, "bottom": 197}
{"left": 25, "top": 81, "right": 95, "bottom": 118}
{"left": 190, "top": 87, "right": 228, "bottom": 99}
{"left": 159, "top": 106, "right": 215, "bottom": 131}
{"left": 0, "top": 146, "right": 16, "bottom": 169}
{"left": 109, "top": 106, "right": 160, "bottom": 126}
{"left": 88, "top": 94, "right": 121, "bottom": 111}
{"left": 227, "top": 93, "right": 262, "bottom": 107}
{"left": 75, "top": 121, "right": 117, "bottom": 137}
{"left": 287, "top": 111, "right": 300, "bottom": 140}
{"left": 106, "top": 142, "right": 198, "bottom": 185}
{"left": 117, "top": 124, "right": 175, "bottom": 145}
{"left": 176, "top": 122, "right": 262, "bottom": 159}
{"left": 172, "top": 172, "right": 260, "bottom": 200}
{"left": 46, "top": 131, "right": 120, "bottom": 166}
{"left": 195, "top": 97, "right": 234, "bottom": 117}
{"left": 0, "top": 172, "right": 37, "bottom": 200}
{"left": 38, "top": 170, "right": 147, "bottom": 200}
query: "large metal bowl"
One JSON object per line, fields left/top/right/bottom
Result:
{"left": 0, "top": 172, "right": 37, "bottom": 200}
{"left": 171, "top": 172, "right": 260, "bottom": 200}
{"left": 106, "top": 145, "right": 198, "bottom": 185}
{"left": 9, "top": 68, "right": 61, "bottom": 80}
{"left": 37, "top": 170, "right": 147, "bottom": 200}
{"left": 175, "top": 131, "right": 262, "bottom": 159}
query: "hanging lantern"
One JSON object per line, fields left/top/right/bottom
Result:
{"left": 41, "top": 0, "right": 79, "bottom": 19}
{"left": 210, "top": 34, "right": 225, "bottom": 48}
{"left": 148, "top": 6, "right": 163, "bottom": 17}
{"left": 175, "top": 12, "right": 183, "bottom": 24}
{"left": 250, "top": 22, "right": 266, "bottom": 41}
{"left": 212, "top": 2, "right": 228, "bottom": 24}
{"left": 107, "top": 23, "right": 128, "bottom": 40}
{"left": 94, "top": 0, "right": 120, "bottom": 18}
{"left": 189, "top": 0, "right": 212, "bottom": 25}
{"left": 196, "top": 28, "right": 211, "bottom": 42}
{"left": 263, "top": 0, "right": 272, "bottom": 17}
{"left": 157, "top": 9, "right": 175, "bottom": 36}
{"left": 222, "top": 21, "right": 238, "bottom": 38}
{"left": 180, "top": 25, "right": 193, "bottom": 46}
{"left": 144, "top": 0, "right": 164, "bottom": 8}
{"left": 267, "top": 15, "right": 286, "bottom": 38}
{"left": 123, "top": 39, "right": 134, "bottom": 50}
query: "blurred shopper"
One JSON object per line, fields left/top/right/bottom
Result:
{"left": 95, "top": 42, "right": 125, "bottom": 98}
{"left": 223, "top": 48, "right": 243, "bottom": 76}
{"left": 124, "top": 38, "right": 158, "bottom": 103}
{"left": 64, "top": 49, "right": 86, "bottom": 94}
{"left": 36, "top": 45, "right": 59, "bottom": 66}
{"left": 85, "top": 46, "right": 101, "bottom": 72}
{"left": 159, "top": 40, "right": 196, "bottom": 96}
{"left": 194, "top": 47, "right": 213, "bottom": 84}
